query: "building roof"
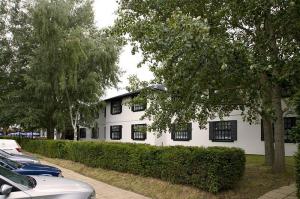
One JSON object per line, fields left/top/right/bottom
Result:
{"left": 104, "top": 84, "right": 165, "bottom": 102}
{"left": 104, "top": 90, "right": 140, "bottom": 101}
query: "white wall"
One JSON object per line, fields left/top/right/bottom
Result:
{"left": 83, "top": 96, "right": 298, "bottom": 156}
{"left": 162, "top": 111, "right": 297, "bottom": 156}
{"left": 105, "top": 97, "right": 157, "bottom": 145}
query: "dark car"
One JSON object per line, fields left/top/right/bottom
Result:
{"left": 0, "top": 156, "right": 62, "bottom": 177}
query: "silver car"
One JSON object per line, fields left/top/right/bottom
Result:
{"left": 0, "top": 166, "right": 95, "bottom": 198}
{"left": 0, "top": 149, "right": 40, "bottom": 164}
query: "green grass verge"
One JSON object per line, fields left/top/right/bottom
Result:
{"left": 31, "top": 153, "right": 295, "bottom": 199}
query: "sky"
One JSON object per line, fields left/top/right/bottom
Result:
{"left": 93, "top": 0, "right": 154, "bottom": 99}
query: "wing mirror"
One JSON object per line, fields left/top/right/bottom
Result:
{"left": 1, "top": 184, "right": 12, "bottom": 196}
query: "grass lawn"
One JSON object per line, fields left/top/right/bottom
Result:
{"left": 35, "top": 154, "right": 295, "bottom": 199}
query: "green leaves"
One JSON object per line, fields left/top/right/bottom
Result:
{"left": 15, "top": 138, "right": 245, "bottom": 193}
{"left": 27, "top": 0, "right": 120, "bottom": 133}
{"left": 0, "top": 0, "right": 120, "bottom": 134}
{"left": 115, "top": 0, "right": 300, "bottom": 134}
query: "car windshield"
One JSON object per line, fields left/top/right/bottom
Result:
{"left": 0, "top": 156, "right": 23, "bottom": 169}
{"left": 0, "top": 150, "right": 12, "bottom": 158}
{"left": 0, "top": 166, "right": 34, "bottom": 188}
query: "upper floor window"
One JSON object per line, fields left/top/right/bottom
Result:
{"left": 209, "top": 120, "right": 237, "bottom": 142}
{"left": 131, "top": 124, "right": 147, "bottom": 140}
{"left": 110, "top": 125, "right": 122, "bottom": 140}
{"left": 171, "top": 123, "right": 192, "bottom": 141}
{"left": 132, "top": 103, "right": 146, "bottom": 112}
{"left": 111, "top": 100, "right": 122, "bottom": 115}
{"left": 131, "top": 96, "right": 147, "bottom": 112}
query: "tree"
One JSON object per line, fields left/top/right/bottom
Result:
{"left": 27, "top": 0, "right": 120, "bottom": 140}
{"left": 0, "top": 0, "right": 39, "bottom": 131}
{"left": 115, "top": 0, "right": 300, "bottom": 172}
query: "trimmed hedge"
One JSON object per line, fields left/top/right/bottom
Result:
{"left": 296, "top": 145, "right": 300, "bottom": 198}
{"left": 13, "top": 138, "right": 245, "bottom": 193}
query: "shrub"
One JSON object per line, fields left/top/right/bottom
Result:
{"left": 6, "top": 138, "right": 245, "bottom": 193}
{"left": 296, "top": 145, "right": 300, "bottom": 198}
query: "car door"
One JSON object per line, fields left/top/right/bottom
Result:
{"left": 0, "top": 178, "right": 30, "bottom": 198}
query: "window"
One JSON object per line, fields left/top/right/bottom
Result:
{"left": 91, "top": 124, "right": 99, "bottom": 139}
{"left": 209, "top": 120, "right": 237, "bottom": 142}
{"left": 131, "top": 124, "right": 147, "bottom": 140}
{"left": 171, "top": 123, "right": 192, "bottom": 141}
{"left": 104, "top": 107, "right": 106, "bottom": 117}
{"left": 110, "top": 125, "right": 122, "bottom": 140}
{"left": 261, "top": 117, "right": 297, "bottom": 143}
{"left": 284, "top": 117, "right": 296, "bottom": 143}
{"left": 79, "top": 128, "right": 86, "bottom": 139}
{"left": 110, "top": 100, "right": 122, "bottom": 115}
{"left": 132, "top": 103, "right": 146, "bottom": 112}
{"left": 111, "top": 100, "right": 122, "bottom": 115}
{"left": 131, "top": 96, "right": 147, "bottom": 112}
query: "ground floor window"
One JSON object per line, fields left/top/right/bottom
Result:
{"left": 131, "top": 124, "right": 147, "bottom": 140}
{"left": 209, "top": 120, "right": 237, "bottom": 142}
{"left": 261, "top": 117, "right": 297, "bottom": 143}
{"left": 284, "top": 117, "right": 297, "bottom": 143}
{"left": 171, "top": 123, "right": 192, "bottom": 141}
{"left": 110, "top": 125, "right": 122, "bottom": 140}
{"left": 79, "top": 128, "right": 86, "bottom": 139}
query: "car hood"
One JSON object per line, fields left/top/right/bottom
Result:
{"left": 26, "top": 176, "right": 94, "bottom": 197}
{"left": 20, "top": 163, "right": 61, "bottom": 172}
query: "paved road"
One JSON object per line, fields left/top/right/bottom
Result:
{"left": 40, "top": 160, "right": 150, "bottom": 199}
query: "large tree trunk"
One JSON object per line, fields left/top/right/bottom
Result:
{"left": 46, "top": 120, "right": 54, "bottom": 139}
{"left": 262, "top": 116, "right": 274, "bottom": 165}
{"left": 272, "top": 84, "right": 285, "bottom": 172}
{"left": 260, "top": 73, "right": 274, "bottom": 166}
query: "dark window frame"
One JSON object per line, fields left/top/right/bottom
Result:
{"left": 131, "top": 124, "right": 147, "bottom": 140}
{"left": 209, "top": 120, "right": 237, "bottom": 142}
{"left": 132, "top": 103, "right": 147, "bottom": 112}
{"left": 111, "top": 100, "right": 122, "bottom": 115}
{"left": 171, "top": 123, "right": 192, "bottom": 141}
{"left": 261, "top": 117, "right": 297, "bottom": 143}
{"left": 131, "top": 96, "right": 147, "bottom": 112}
{"left": 79, "top": 128, "right": 86, "bottom": 139}
{"left": 110, "top": 125, "right": 122, "bottom": 140}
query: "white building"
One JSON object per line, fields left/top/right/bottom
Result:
{"left": 80, "top": 91, "right": 298, "bottom": 156}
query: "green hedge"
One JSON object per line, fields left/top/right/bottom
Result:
{"left": 296, "top": 145, "right": 300, "bottom": 198}
{"left": 13, "top": 138, "right": 245, "bottom": 193}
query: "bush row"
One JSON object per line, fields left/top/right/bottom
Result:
{"left": 13, "top": 138, "right": 245, "bottom": 193}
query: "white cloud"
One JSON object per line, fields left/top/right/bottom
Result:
{"left": 93, "top": 0, "right": 154, "bottom": 99}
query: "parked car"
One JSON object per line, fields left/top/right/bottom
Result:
{"left": 0, "top": 139, "right": 22, "bottom": 155}
{"left": 0, "top": 166, "right": 95, "bottom": 198}
{"left": 0, "top": 149, "right": 39, "bottom": 164}
{"left": 0, "top": 156, "right": 62, "bottom": 177}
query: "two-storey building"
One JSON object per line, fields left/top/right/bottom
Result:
{"left": 80, "top": 91, "right": 298, "bottom": 156}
